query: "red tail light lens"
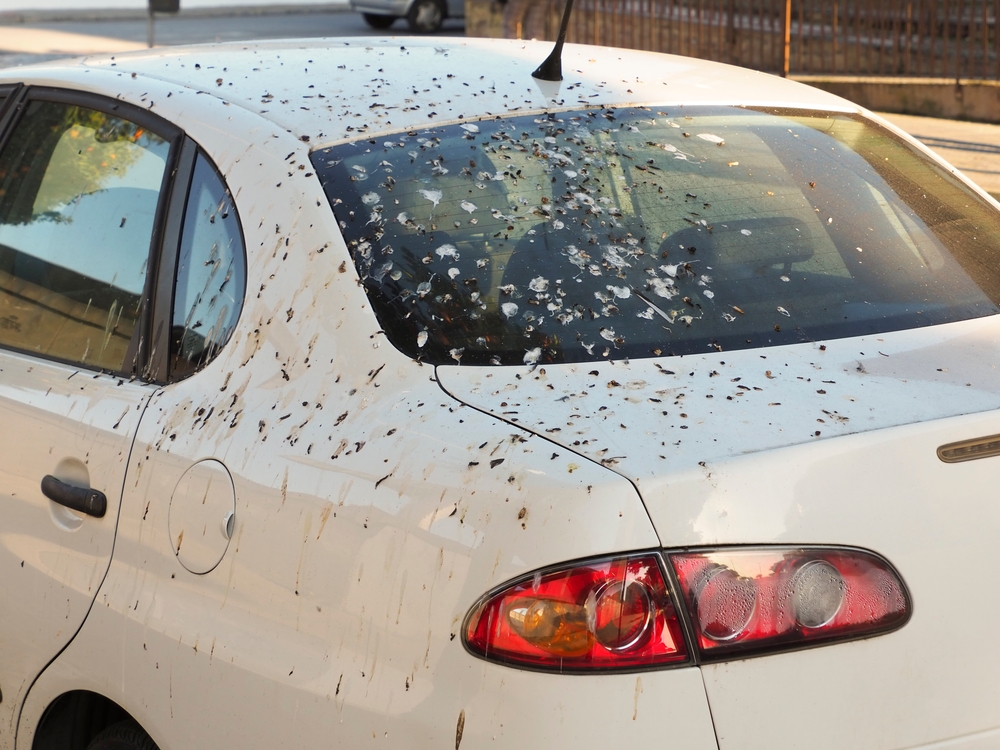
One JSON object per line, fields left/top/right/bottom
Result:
{"left": 669, "top": 547, "right": 910, "bottom": 658}
{"left": 464, "top": 555, "right": 688, "bottom": 671}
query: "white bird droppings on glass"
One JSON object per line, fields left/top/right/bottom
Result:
{"left": 419, "top": 189, "right": 443, "bottom": 207}
{"left": 607, "top": 285, "right": 630, "bottom": 299}
{"left": 649, "top": 278, "right": 676, "bottom": 299}
{"left": 529, "top": 276, "right": 549, "bottom": 293}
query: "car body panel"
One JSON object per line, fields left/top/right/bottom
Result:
{"left": 694, "top": 407, "right": 1000, "bottom": 749}
{"left": 12, "top": 85, "right": 716, "bottom": 749}
{"left": 438, "top": 324, "right": 1000, "bottom": 746}
{"left": 2, "top": 38, "right": 999, "bottom": 750}
{"left": 0, "top": 350, "right": 152, "bottom": 748}
{"left": 12, "top": 39, "right": 985, "bottom": 214}
{"left": 64, "top": 38, "right": 852, "bottom": 148}
{"left": 435, "top": 314, "right": 1000, "bottom": 499}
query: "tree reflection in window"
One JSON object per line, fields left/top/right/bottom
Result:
{"left": 0, "top": 100, "right": 168, "bottom": 371}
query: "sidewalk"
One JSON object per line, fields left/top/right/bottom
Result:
{"left": 0, "top": 26, "right": 143, "bottom": 55}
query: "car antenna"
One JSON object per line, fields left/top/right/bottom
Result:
{"left": 532, "top": 0, "right": 575, "bottom": 82}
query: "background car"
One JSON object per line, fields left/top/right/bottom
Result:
{"left": 2, "top": 35, "right": 1000, "bottom": 750}
{"left": 349, "top": 0, "right": 464, "bottom": 32}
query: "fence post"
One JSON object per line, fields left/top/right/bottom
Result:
{"left": 832, "top": 1, "right": 838, "bottom": 72}
{"left": 726, "top": 0, "right": 735, "bottom": 63}
{"left": 905, "top": 1, "right": 913, "bottom": 75}
{"left": 782, "top": 0, "right": 792, "bottom": 76}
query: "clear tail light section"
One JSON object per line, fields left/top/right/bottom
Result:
{"left": 669, "top": 547, "right": 910, "bottom": 659}
{"left": 464, "top": 555, "right": 689, "bottom": 671}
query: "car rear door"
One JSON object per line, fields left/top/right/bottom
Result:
{"left": 0, "top": 87, "right": 180, "bottom": 747}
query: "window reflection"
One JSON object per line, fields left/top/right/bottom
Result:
{"left": 171, "top": 152, "right": 245, "bottom": 379}
{"left": 0, "top": 100, "right": 168, "bottom": 371}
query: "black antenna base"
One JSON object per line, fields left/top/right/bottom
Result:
{"left": 532, "top": 47, "right": 564, "bottom": 82}
{"left": 531, "top": 0, "right": 575, "bottom": 83}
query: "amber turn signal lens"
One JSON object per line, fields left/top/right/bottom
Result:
{"left": 506, "top": 598, "right": 593, "bottom": 657}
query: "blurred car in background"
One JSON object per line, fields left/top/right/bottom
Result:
{"left": 349, "top": 0, "right": 464, "bottom": 32}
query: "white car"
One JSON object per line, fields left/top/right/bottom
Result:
{"left": 2, "top": 36, "right": 1000, "bottom": 750}
{"left": 349, "top": 0, "right": 464, "bottom": 33}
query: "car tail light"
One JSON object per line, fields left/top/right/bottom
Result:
{"left": 464, "top": 555, "right": 689, "bottom": 671}
{"left": 669, "top": 547, "right": 910, "bottom": 658}
{"left": 465, "top": 547, "right": 910, "bottom": 671}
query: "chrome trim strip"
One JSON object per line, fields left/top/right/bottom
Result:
{"left": 937, "top": 434, "right": 1000, "bottom": 463}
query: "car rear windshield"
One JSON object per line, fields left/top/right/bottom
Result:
{"left": 313, "top": 106, "right": 1000, "bottom": 366}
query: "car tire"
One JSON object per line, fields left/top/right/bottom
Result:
{"left": 406, "top": 0, "right": 445, "bottom": 33}
{"left": 85, "top": 721, "right": 159, "bottom": 750}
{"left": 362, "top": 12, "right": 396, "bottom": 29}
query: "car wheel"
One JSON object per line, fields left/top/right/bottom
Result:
{"left": 362, "top": 12, "right": 396, "bottom": 29}
{"left": 86, "top": 721, "right": 159, "bottom": 750}
{"left": 407, "top": 0, "right": 445, "bottom": 33}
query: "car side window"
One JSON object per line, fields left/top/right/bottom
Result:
{"left": 170, "top": 151, "right": 245, "bottom": 379}
{"left": 0, "top": 99, "right": 170, "bottom": 371}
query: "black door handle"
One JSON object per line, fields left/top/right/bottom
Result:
{"left": 41, "top": 475, "right": 107, "bottom": 518}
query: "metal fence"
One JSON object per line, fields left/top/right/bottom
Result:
{"left": 505, "top": 0, "right": 1000, "bottom": 79}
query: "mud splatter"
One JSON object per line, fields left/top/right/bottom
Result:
{"left": 455, "top": 709, "right": 466, "bottom": 750}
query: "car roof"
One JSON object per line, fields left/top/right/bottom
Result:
{"left": 0, "top": 37, "right": 859, "bottom": 149}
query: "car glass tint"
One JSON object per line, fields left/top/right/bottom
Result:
{"left": 170, "top": 151, "right": 245, "bottom": 379}
{"left": 0, "top": 100, "right": 169, "bottom": 371}
{"left": 314, "top": 107, "right": 1000, "bottom": 366}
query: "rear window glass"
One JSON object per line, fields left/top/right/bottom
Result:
{"left": 313, "top": 107, "right": 1000, "bottom": 366}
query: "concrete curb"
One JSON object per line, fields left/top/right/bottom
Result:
{"left": 0, "top": 3, "right": 350, "bottom": 24}
{"left": 793, "top": 75, "right": 1000, "bottom": 125}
